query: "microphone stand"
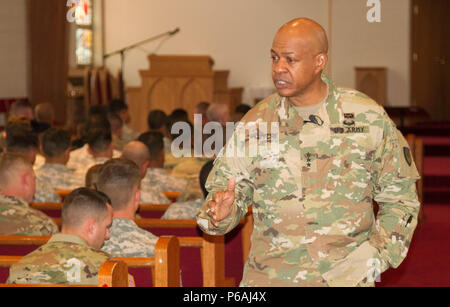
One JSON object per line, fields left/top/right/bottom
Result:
{"left": 103, "top": 27, "right": 180, "bottom": 99}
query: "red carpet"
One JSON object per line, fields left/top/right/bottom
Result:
{"left": 378, "top": 204, "right": 450, "bottom": 287}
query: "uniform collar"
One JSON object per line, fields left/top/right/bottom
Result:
{"left": 0, "top": 195, "right": 29, "bottom": 208}
{"left": 40, "top": 163, "right": 70, "bottom": 171}
{"left": 272, "top": 74, "right": 341, "bottom": 132}
{"left": 49, "top": 233, "right": 90, "bottom": 247}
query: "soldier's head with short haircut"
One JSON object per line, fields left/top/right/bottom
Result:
{"left": 61, "top": 187, "right": 113, "bottom": 250}
{"left": 8, "top": 100, "right": 33, "bottom": 120}
{"left": 86, "top": 128, "right": 113, "bottom": 156}
{"left": 96, "top": 158, "right": 141, "bottom": 212}
{"left": 138, "top": 131, "right": 164, "bottom": 163}
{"left": 41, "top": 128, "right": 71, "bottom": 159}
{"left": 121, "top": 141, "right": 150, "bottom": 178}
{"left": 0, "top": 152, "right": 35, "bottom": 203}
{"left": 5, "top": 120, "right": 39, "bottom": 164}
{"left": 147, "top": 109, "right": 167, "bottom": 131}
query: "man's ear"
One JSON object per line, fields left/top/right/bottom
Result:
{"left": 134, "top": 188, "right": 141, "bottom": 206}
{"left": 315, "top": 53, "right": 328, "bottom": 74}
{"left": 64, "top": 148, "right": 71, "bottom": 162}
{"left": 86, "top": 218, "right": 97, "bottom": 237}
{"left": 28, "top": 150, "right": 37, "bottom": 165}
{"left": 87, "top": 146, "right": 94, "bottom": 157}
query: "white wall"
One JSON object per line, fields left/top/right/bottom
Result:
{"left": 0, "top": 0, "right": 412, "bottom": 106}
{"left": 0, "top": 0, "right": 28, "bottom": 98}
{"left": 103, "top": 0, "right": 329, "bottom": 104}
{"left": 331, "top": 0, "right": 411, "bottom": 106}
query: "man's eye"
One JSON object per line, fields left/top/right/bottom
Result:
{"left": 271, "top": 55, "right": 279, "bottom": 61}
{"left": 286, "top": 57, "right": 295, "bottom": 63}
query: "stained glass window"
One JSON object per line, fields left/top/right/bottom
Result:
{"left": 74, "top": 0, "right": 93, "bottom": 66}
{"left": 76, "top": 29, "right": 93, "bottom": 65}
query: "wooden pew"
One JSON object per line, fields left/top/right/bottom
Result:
{"left": 163, "top": 191, "right": 181, "bottom": 203}
{"left": 54, "top": 190, "right": 72, "bottom": 201}
{"left": 0, "top": 236, "right": 180, "bottom": 287}
{"left": 0, "top": 259, "right": 128, "bottom": 287}
{"left": 135, "top": 219, "right": 234, "bottom": 287}
{"left": 30, "top": 206, "right": 239, "bottom": 287}
{"left": 30, "top": 203, "right": 172, "bottom": 219}
{"left": 56, "top": 190, "right": 180, "bottom": 203}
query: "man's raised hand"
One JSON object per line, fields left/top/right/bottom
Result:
{"left": 207, "top": 178, "right": 236, "bottom": 227}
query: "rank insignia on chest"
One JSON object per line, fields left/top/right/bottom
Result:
{"left": 343, "top": 113, "right": 356, "bottom": 126}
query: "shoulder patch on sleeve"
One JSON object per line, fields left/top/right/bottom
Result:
{"left": 396, "top": 130, "right": 420, "bottom": 180}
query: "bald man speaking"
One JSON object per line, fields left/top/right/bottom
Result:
{"left": 196, "top": 18, "right": 420, "bottom": 287}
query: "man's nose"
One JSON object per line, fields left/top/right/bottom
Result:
{"left": 273, "top": 59, "right": 288, "bottom": 74}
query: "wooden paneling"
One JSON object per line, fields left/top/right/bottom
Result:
{"left": 127, "top": 55, "right": 242, "bottom": 133}
{"left": 355, "top": 67, "right": 387, "bottom": 106}
{"left": 411, "top": 0, "right": 449, "bottom": 121}
{"left": 27, "top": 0, "right": 69, "bottom": 123}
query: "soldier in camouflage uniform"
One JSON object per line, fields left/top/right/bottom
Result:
{"left": 196, "top": 18, "right": 420, "bottom": 287}
{"left": 162, "top": 160, "right": 214, "bottom": 220}
{"left": 97, "top": 159, "right": 158, "bottom": 257}
{"left": 0, "top": 153, "right": 59, "bottom": 236}
{"left": 35, "top": 128, "right": 84, "bottom": 191}
{"left": 7, "top": 188, "right": 113, "bottom": 285}
{"left": 138, "top": 131, "right": 186, "bottom": 203}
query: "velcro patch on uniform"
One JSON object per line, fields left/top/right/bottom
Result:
{"left": 330, "top": 126, "right": 369, "bottom": 134}
{"left": 403, "top": 147, "right": 412, "bottom": 166}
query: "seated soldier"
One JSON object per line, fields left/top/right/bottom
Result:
{"left": 108, "top": 112, "right": 125, "bottom": 151}
{"left": 162, "top": 160, "right": 213, "bottom": 220}
{"left": 72, "top": 128, "right": 114, "bottom": 177}
{"left": 68, "top": 114, "right": 120, "bottom": 170}
{"left": 109, "top": 99, "right": 139, "bottom": 144}
{"left": 97, "top": 159, "right": 158, "bottom": 257}
{"left": 32, "top": 102, "right": 54, "bottom": 134}
{"left": 138, "top": 131, "right": 187, "bottom": 193}
{"left": 35, "top": 128, "right": 83, "bottom": 190}
{"left": 5, "top": 120, "right": 60, "bottom": 203}
{"left": 7, "top": 188, "right": 114, "bottom": 285}
{"left": 147, "top": 109, "right": 171, "bottom": 154}
{"left": 0, "top": 152, "right": 59, "bottom": 235}
{"left": 121, "top": 141, "right": 170, "bottom": 204}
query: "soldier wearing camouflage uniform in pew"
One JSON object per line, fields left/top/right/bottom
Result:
{"left": 7, "top": 188, "right": 114, "bottom": 285}
{"left": 98, "top": 159, "right": 159, "bottom": 257}
{"left": 35, "top": 128, "right": 84, "bottom": 191}
{"left": 162, "top": 160, "right": 215, "bottom": 220}
{"left": 0, "top": 153, "right": 59, "bottom": 236}
{"left": 197, "top": 18, "right": 420, "bottom": 287}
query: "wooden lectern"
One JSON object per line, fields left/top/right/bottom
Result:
{"left": 127, "top": 55, "right": 243, "bottom": 133}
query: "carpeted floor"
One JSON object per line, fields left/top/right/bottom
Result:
{"left": 378, "top": 125, "right": 450, "bottom": 287}
{"left": 378, "top": 204, "right": 450, "bottom": 287}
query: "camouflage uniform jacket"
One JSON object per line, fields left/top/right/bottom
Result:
{"left": 101, "top": 218, "right": 158, "bottom": 257}
{"left": 140, "top": 184, "right": 171, "bottom": 204}
{"left": 0, "top": 195, "right": 59, "bottom": 236}
{"left": 121, "top": 124, "right": 140, "bottom": 144}
{"left": 196, "top": 76, "right": 421, "bottom": 287}
{"left": 161, "top": 199, "right": 203, "bottom": 220}
{"left": 33, "top": 176, "right": 63, "bottom": 203}
{"left": 35, "top": 163, "right": 84, "bottom": 191}
{"left": 142, "top": 168, "right": 188, "bottom": 192}
{"left": 7, "top": 234, "right": 111, "bottom": 285}
{"left": 67, "top": 144, "right": 121, "bottom": 172}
